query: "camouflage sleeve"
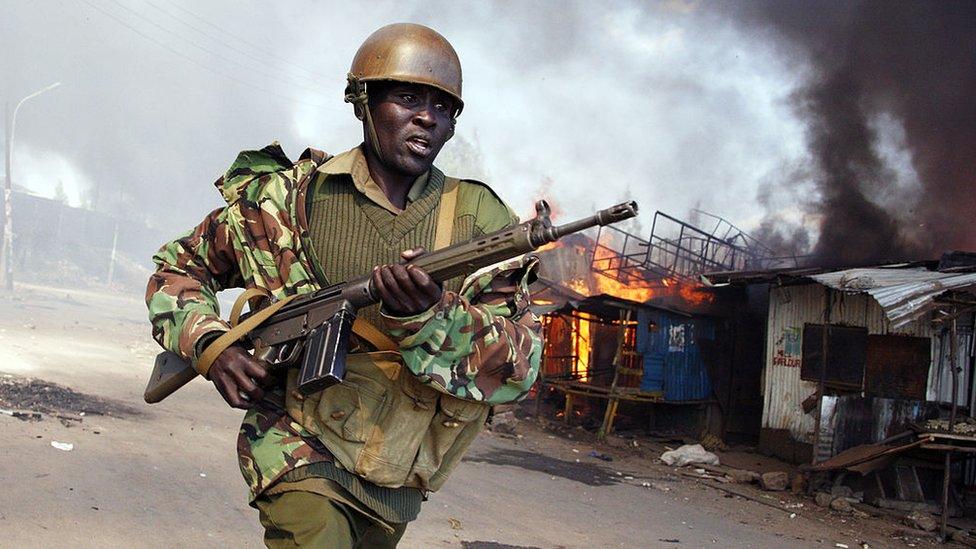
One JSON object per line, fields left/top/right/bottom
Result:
{"left": 381, "top": 255, "right": 542, "bottom": 404}
{"left": 145, "top": 207, "right": 242, "bottom": 364}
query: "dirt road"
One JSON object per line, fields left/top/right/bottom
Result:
{"left": 0, "top": 285, "right": 950, "bottom": 547}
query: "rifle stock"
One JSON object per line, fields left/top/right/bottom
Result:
{"left": 144, "top": 351, "right": 199, "bottom": 403}
{"left": 144, "top": 199, "right": 638, "bottom": 403}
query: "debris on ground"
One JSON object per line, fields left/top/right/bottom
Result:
{"left": 949, "top": 529, "right": 971, "bottom": 543}
{"left": 0, "top": 408, "right": 42, "bottom": 421}
{"left": 725, "top": 469, "right": 760, "bottom": 484}
{"left": 51, "top": 441, "right": 74, "bottom": 451}
{"left": 528, "top": 408, "right": 946, "bottom": 546}
{"left": 0, "top": 374, "right": 139, "bottom": 419}
{"left": 487, "top": 410, "right": 519, "bottom": 435}
{"left": 700, "top": 433, "right": 728, "bottom": 452}
{"left": 649, "top": 482, "right": 672, "bottom": 492}
{"left": 816, "top": 492, "right": 835, "bottom": 507}
{"left": 923, "top": 416, "right": 976, "bottom": 435}
{"left": 829, "top": 498, "right": 853, "bottom": 513}
{"left": 588, "top": 450, "right": 613, "bottom": 462}
{"left": 903, "top": 511, "right": 938, "bottom": 532}
{"left": 791, "top": 473, "right": 806, "bottom": 494}
{"left": 448, "top": 517, "right": 463, "bottom": 530}
{"left": 661, "top": 444, "right": 720, "bottom": 467}
{"left": 759, "top": 471, "right": 789, "bottom": 491}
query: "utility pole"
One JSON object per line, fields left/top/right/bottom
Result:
{"left": 107, "top": 221, "right": 119, "bottom": 286}
{"left": 0, "top": 82, "right": 61, "bottom": 291}
{"left": 2, "top": 102, "right": 13, "bottom": 291}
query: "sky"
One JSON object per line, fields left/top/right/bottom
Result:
{"left": 0, "top": 1, "right": 910, "bottom": 251}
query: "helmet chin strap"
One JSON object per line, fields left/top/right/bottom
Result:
{"left": 344, "top": 74, "right": 384, "bottom": 161}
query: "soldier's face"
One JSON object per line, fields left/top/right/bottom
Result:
{"left": 367, "top": 82, "right": 457, "bottom": 177}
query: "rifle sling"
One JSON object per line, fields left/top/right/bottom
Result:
{"left": 434, "top": 177, "right": 459, "bottom": 251}
{"left": 351, "top": 317, "right": 397, "bottom": 352}
{"left": 196, "top": 291, "right": 299, "bottom": 377}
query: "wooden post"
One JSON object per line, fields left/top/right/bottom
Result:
{"left": 535, "top": 317, "right": 547, "bottom": 419}
{"left": 599, "top": 308, "right": 632, "bottom": 440}
{"left": 563, "top": 392, "right": 574, "bottom": 425}
{"left": 812, "top": 288, "right": 832, "bottom": 465}
{"left": 940, "top": 317, "right": 959, "bottom": 542}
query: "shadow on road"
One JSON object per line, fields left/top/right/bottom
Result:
{"left": 462, "top": 542, "right": 545, "bottom": 549}
{"left": 463, "top": 448, "right": 620, "bottom": 486}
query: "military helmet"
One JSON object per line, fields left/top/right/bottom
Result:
{"left": 346, "top": 23, "right": 463, "bottom": 115}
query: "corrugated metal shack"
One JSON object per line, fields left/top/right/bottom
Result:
{"left": 705, "top": 258, "right": 976, "bottom": 464}
{"left": 636, "top": 307, "right": 714, "bottom": 401}
{"left": 531, "top": 278, "right": 721, "bottom": 438}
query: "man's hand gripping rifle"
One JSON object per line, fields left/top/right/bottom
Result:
{"left": 144, "top": 200, "right": 638, "bottom": 404}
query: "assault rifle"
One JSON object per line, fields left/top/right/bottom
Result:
{"left": 144, "top": 200, "right": 638, "bottom": 403}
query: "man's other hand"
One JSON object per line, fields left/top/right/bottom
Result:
{"left": 372, "top": 247, "right": 443, "bottom": 316}
{"left": 209, "top": 345, "right": 270, "bottom": 409}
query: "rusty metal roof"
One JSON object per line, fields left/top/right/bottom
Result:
{"left": 810, "top": 268, "right": 976, "bottom": 327}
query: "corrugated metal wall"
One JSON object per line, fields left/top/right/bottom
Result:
{"left": 762, "top": 284, "right": 933, "bottom": 443}
{"left": 636, "top": 308, "right": 664, "bottom": 392}
{"left": 637, "top": 309, "right": 713, "bottom": 401}
{"left": 926, "top": 314, "right": 976, "bottom": 407}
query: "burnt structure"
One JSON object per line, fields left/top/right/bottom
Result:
{"left": 531, "top": 210, "right": 771, "bottom": 440}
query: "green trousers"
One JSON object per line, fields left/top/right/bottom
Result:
{"left": 255, "top": 490, "right": 408, "bottom": 548}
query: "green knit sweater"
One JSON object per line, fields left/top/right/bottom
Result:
{"left": 307, "top": 165, "right": 516, "bottom": 330}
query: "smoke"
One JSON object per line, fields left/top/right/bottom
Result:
{"left": 8, "top": 0, "right": 971, "bottom": 276}
{"left": 4, "top": 1, "right": 810, "bottom": 244}
{"left": 728, "top": 1, "right": 976, "bottom": 266}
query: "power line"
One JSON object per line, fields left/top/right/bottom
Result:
{"left": 161, "top": 0, "right": 330, "bottom": 83}
{"left": 76, "top": 0, "right": 338, "bottom": 111}
{"left": 143, "top": 0, "right": 328, "bottom": 89}
{"left": 105, "top": 0, "right": 326, "bottom": 96}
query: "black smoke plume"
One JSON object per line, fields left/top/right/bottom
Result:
{"left": 730, "top": 1, "right": 976, "bottom": 266}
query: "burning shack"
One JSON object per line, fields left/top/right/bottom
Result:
{"left": 531, "top": 284, "right": 722, "bottom": 437}
{"left": 528, "top": 210, "right": 762, "bottom": 439}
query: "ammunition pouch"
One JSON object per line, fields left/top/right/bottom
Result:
{"left": 285, "top": 351, "right": 488, "bottom": 492}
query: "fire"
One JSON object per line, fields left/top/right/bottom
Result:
{"left": 593, "top": 273, "right": 657, "bottom": 303}
{"left": 571, "top": 313, "right": 592, "bottom": 381}
{"left": 678, "top": 281, "right": 715, "bottom": 306}
{"left": 533, "top": 228, "right": 715, "bottom": 307}
{"left": 566, "top": 277, "right": 590, "bottom": 296}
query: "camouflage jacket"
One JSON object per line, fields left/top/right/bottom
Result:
{"left": 146, "top": 143, "right": 542, "bottom": 499}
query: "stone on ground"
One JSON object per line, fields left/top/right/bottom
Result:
{"left": 760, "top": 471, "right": 789, "bottom": 491}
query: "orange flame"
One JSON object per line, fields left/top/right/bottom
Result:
{"left": 535, "top": 231, "right": 715, "bottom": 307}
{"left": 678, "top": 281, "right": 715, "bottom": 306}
{"left": 593, "top": 273, "right": 657, "bottom": 303}
{"left": 572, "top": 313, "right": 591, "bottom": 382}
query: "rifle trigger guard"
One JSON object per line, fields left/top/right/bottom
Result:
{"left": 274, "top": 340, "right": 304, "bottom": 366}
